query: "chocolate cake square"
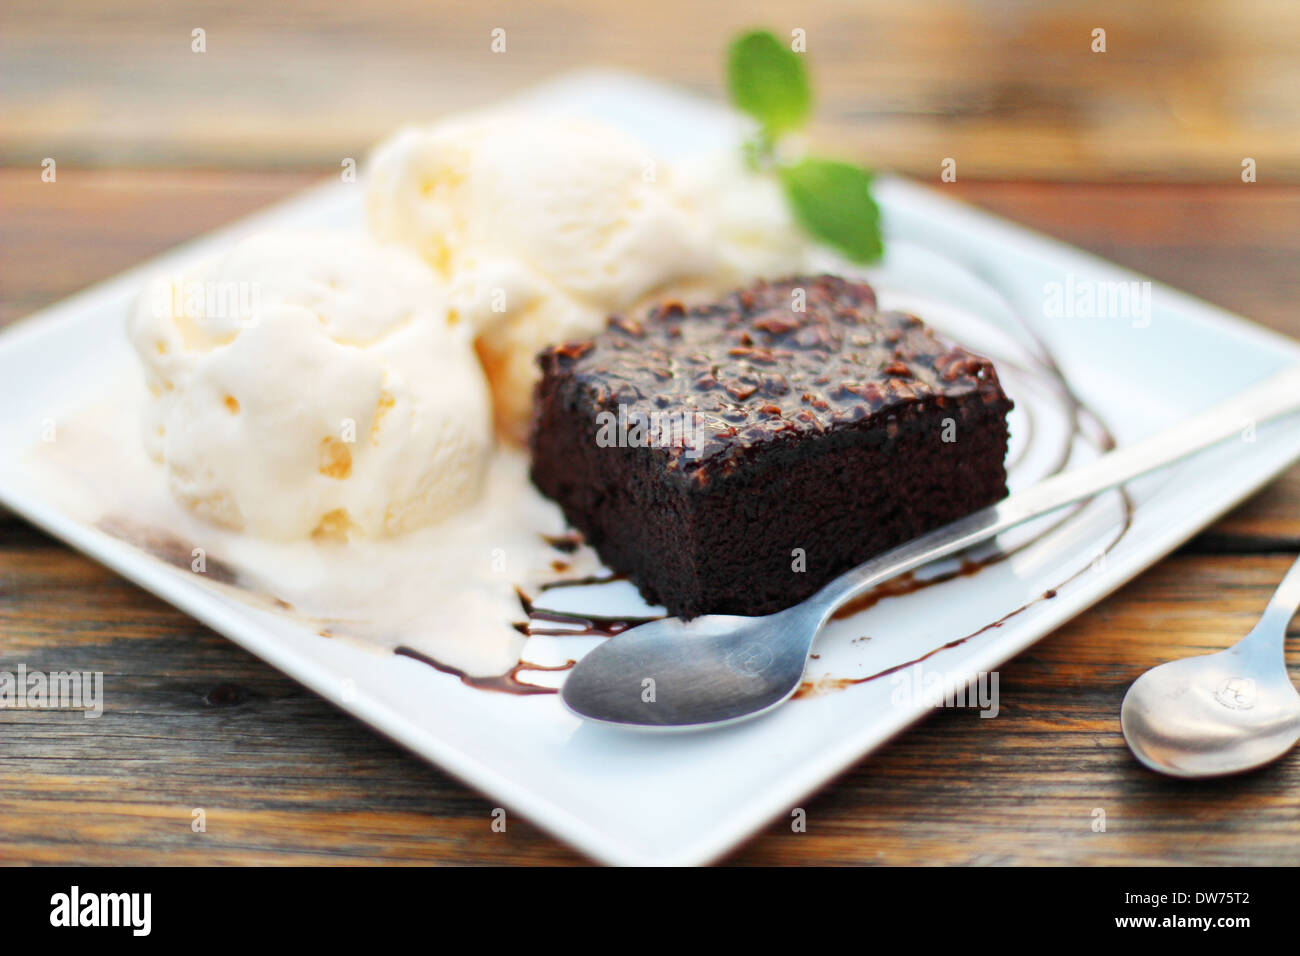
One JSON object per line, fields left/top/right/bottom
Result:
{"left": 530, "top": 275, "right": 1013, "bottom": 619}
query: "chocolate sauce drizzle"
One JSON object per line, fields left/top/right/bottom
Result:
{"left": 395, "top": 645, "right": 574, "bottom": 696}
{"left": 392, "top": 580, "right": 664, "bottom": 696}
{"left": 541, "top": 532, "right": 582, "bottom": 554}
{"left": 516, "top": 577, "right": 664, "bottom": 638}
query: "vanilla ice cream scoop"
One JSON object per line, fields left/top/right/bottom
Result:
{"left": 127, "top": 230, "right": 493, "bottom": 541}
{"left": 671, "top": 150, "right": 817, "bottom": 282}
{"left": 365, "top": 113, "right": 729, "bottom": 437}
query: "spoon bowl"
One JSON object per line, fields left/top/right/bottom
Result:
{"left": 561, "top": 609, "right": 814, "bottom": 729}
{"left": 1121, "top": 643, "right": 1300, "bottom": 778}
{"left": 1120, "top": 550, "right": 1300, "bottom": 778}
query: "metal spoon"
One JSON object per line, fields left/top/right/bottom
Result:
{"left": 561, "top": 364, "right": 1300, "bottom": 730}
{"left": 1121, "top": 554, "right": 1300, "bottom": 777}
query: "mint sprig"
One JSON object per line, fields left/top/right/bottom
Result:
{"left": 779, "top": 159, "right": 882, "bottom": 264}
{"left": 726, "top": 31, "right": 811, "bottom": 141}
{"left": 727, "top": 29, "right": 883, "bottom": 264}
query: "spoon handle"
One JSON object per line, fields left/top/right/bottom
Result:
{"left": 1258, "top": 554, "right": 1300, "bottom": 637}
{"left": 811, "top": 364, "right": 1300, "bottom": 617}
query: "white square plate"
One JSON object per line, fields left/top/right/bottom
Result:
{"left": 3, "top": 73, "right": 1299, "bottom": 866}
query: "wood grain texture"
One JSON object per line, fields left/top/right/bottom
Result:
{"left": 2, "top": 0, "right": 1299, "bottom": 181}
{"left": 1, "top": 172, "right": 1298, "bottom": 865}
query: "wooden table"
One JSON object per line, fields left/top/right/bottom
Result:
{"left": 2, "top": 0, "right": 1299, "bottom": 866}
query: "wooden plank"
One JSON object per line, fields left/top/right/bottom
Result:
{"left": 0, "top": 170, "right": 320, "bottom": 326}
{"left": 945, "top": 183, "right": 1300, "bottom": 340}
{"left": 2, "top": 0, "right": 1298, "bottom": 181}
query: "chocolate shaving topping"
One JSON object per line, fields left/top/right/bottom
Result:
{"left": 538, "top": 275, "right": 1005, "bottom": 479}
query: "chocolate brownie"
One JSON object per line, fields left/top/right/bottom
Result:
{"left": 530, "top": 275, "right": 1013, "bottom": 619}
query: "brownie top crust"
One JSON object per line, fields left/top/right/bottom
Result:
{"left": 535, "top": 275, "right": 1010, "bottom": 485}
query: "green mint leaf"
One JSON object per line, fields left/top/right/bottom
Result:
{"left": 727, "top": 30, "right": 811, "bottom": 138}
{"left": 778, "top": 158, "right": 883, "bottom": 264}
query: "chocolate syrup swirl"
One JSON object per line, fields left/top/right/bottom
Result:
{"left": 395, "top": 645, "right": 574, "bottom": 696}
